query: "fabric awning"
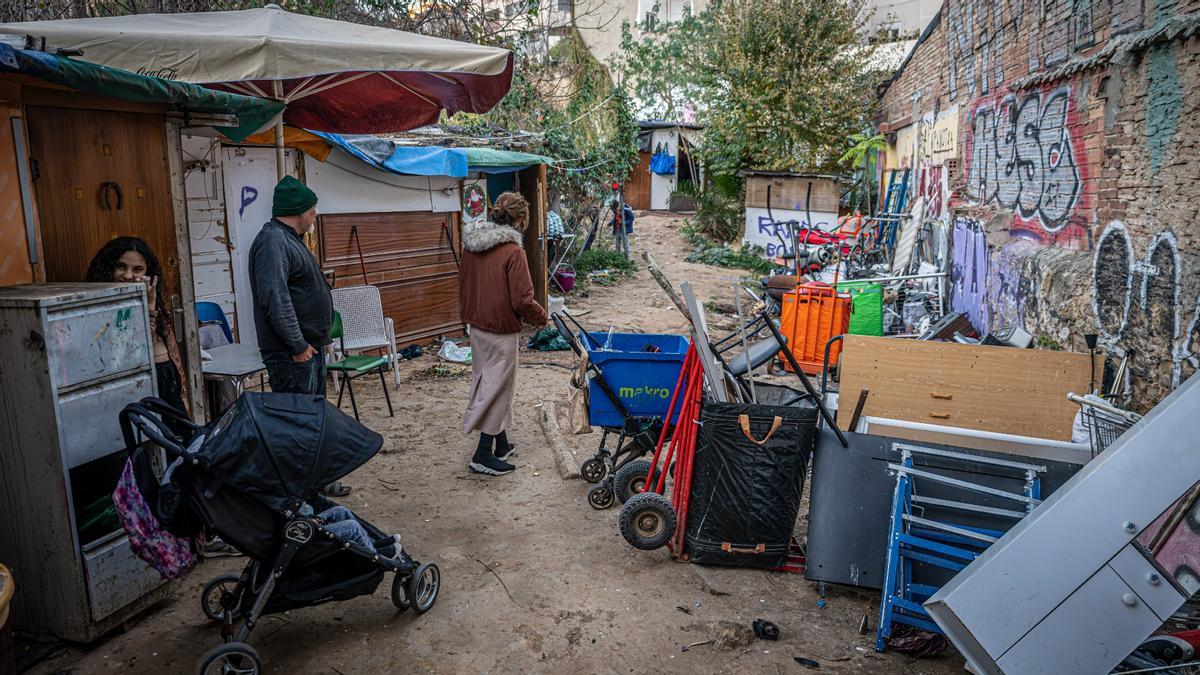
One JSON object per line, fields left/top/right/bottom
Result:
{"left": 464, "top": 147, "right": 553, "bottom": 174}
{"left": 0, "top": 43, "right": 281, "bottom": 141}
{"left": 0, "top": 6, "right": 512, "bottom": 133}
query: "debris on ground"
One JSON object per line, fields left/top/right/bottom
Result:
{"left": 752, "top": 619, "right": 780, "bottom": 641}
{"left": 411, "top": 363, "right": 469, "bottom": 380}
{"left": 683, "top": 621, "right": 756, "bottom": 651}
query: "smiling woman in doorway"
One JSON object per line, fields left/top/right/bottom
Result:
{"left": 85, "top": 237, "right": 189, "bottom": 420}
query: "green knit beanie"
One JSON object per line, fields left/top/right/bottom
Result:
{"left": 272, "top": 176, "right": 318, "bottom": 217}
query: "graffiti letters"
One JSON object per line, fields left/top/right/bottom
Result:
{"left": 1092, "top": 222, "right": 1195, "bottom": 389}
{"left": 238, "top": 186, "right": 258, "bottom": 220}
{"left": 950, "top": 217, "right": 989, "bottom": 333}
{"left": 966, "top": 88, "right": 1083, "bottom": 233}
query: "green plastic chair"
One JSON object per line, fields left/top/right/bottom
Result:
{"left": 328, "top": 310, "right": 394, "bottom": 421}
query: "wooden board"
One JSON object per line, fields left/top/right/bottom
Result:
{"left": 626, "top": 150, "right": 652, "bottom": 210}
{"left": 837, "top": 335, "right": 1095, "bottom": 441}
{"left": 518, "top": 163, "right": 548, "bottom": 308}
{"left": 26, "top": 107, "right": 178, "bottom": 294}
{"left": 745, "top": 174, "right": 840, "bottom": 212}
{"left": 318, "top": 210, "right": 464, "bottom": 346}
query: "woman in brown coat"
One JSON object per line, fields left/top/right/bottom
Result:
{"left": 459, "top": 192, "right": 548, "bottom": 475}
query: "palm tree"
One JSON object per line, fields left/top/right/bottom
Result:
{"left": 839, "top": 132, "right": 888, "bottom": 215}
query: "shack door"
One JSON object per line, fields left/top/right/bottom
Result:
{"left": 27, "top": 108, "right": 179, "bottom": 294}
{"left": 317, "top": 211, "right": 464, "bottom": 346}
{"left": 625, "top": 151, "right": 652, "bottom": 211}
{"left": 518, "top": 163, "right": 548, "bottom": 308}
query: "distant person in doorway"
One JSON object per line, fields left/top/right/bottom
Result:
{"left": 86, "top": 237, "right": 189, "bottom": 421}
{"left": 459, "top": 191, "right": 548, "bottom": 476}
{"left": 249, "top": 176, "right": 348, "bottom": 497}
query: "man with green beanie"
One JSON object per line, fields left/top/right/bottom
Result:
{"left": 249, "top": 176, "right": 332, "bottom": 393}
{"left": 250, "top": 178, "right": 351, "bottom": 497}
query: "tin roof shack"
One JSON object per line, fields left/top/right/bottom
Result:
{"left": 740, "top": 172, "right": 841, "bottom": 260}
{"left": 626, "top": 120, "right": 703, "bottom": 212}
{"left": 309, "top": 136, "right": 550, "bottom": 346}
{"left": 0, "top": 44, "right": 278, "bottom": 642}
{"left": 181, "top": 128, "right": 550, "bottom": 349}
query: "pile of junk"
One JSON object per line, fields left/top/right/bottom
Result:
{"left": 553, "top": 253, "right": 1200, "bottom": 675}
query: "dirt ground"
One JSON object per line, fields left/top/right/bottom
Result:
{"left": 30, "top": 214, "right": 964, "bottom": 675}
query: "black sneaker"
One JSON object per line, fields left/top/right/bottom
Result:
{"left": 199, "top": 535, "right": 240, "bottom": 558}
{"left": 469, "top": 451, "right": 516, "bottom": 476}
{"left": 494, "top": 442, "right": 517, "bottom": 462}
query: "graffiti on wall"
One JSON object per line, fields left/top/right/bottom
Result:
{"left": 945, "top": 0, "right": 1105, "bottom": 102}
{"left": 951, "top": 217, "right": 989, "bottom": 333}
{"left": 1092, "top": 221, "right": 1197, "bottom": 389}
{"left": 965, "top": 86, "right": 1089, "bottom": 245}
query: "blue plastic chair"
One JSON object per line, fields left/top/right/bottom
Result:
{"left": 195, "top": 302, "right": 233, "bottom": 344}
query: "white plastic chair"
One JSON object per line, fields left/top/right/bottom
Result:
{"left": 329, "top": 285, "right": 401, "bottom": 387}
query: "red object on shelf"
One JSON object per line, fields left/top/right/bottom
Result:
{"left": 779, "top": 282, "right": 852, "bottom": 375}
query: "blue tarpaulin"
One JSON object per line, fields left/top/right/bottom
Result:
{"left": 312, "top": 132, "right": 468, "bottom": 177}
{"left": 313, "top": 131, "right": 551, "bottom": 177}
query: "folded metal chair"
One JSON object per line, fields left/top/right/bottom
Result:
{"left": 330, "top": 284, "right": 401, "bottom": 386}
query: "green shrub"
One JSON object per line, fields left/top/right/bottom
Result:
{"left": 574, "top": 247, "right": 637, "bottom": 286}
{"left": 682, "top": 223, "right": 774, "bottom": 275}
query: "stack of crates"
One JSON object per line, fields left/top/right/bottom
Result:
{"left": 778, "top": 282, "right": 852, "bottom": 374}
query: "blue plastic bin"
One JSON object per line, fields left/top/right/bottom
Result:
{"left": 584, "top": 332, "right": 690, "bottom": 428}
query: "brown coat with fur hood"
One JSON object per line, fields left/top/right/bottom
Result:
{"left": 458, "top": 220, "right": 548, "bottom": 334}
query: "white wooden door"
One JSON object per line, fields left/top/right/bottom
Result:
{"left": 221, "top": 146, "right": 294, "bottom": 351}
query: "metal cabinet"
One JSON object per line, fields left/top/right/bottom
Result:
{"left": 0, "top": 283, "right": 172, "bottom": 642}
{"left": 925, "top": 373, "right": 1200, "bottom": 674}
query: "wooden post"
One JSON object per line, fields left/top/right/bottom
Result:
{"left": 641, "top": 251, "right": 691, "bottom": 321}
{"left": 166, "top": 120, "right": 207, "bottom": 423}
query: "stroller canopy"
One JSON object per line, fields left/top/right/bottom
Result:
{"left": 199, "top": 393, "right": 383, "bottom": 511}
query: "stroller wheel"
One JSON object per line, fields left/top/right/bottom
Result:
{"left": 580, "top": 457, "right": 607, "bottom": 483}
{"left": 201, "top": 574, "right": 242, "bottom": 623}
{"left": 587, "top": 483, "right": 615, "bottom": 510}
{"left": 407, "top": 562, "right": 441, "bottom": 614}
{"left": 390, "top": 572, "right": 411, "bottom": 611}
{"left": 619, "top": 492, "right": 677, "bottom": 550}
{"left": 197, "top": 641, "right": 261, "bottom": 675}
{"left": 613, "top": 459, "right": 652, "bottom": 505}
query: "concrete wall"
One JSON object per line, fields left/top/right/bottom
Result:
{"left": 878, "top": 0, "right": 1200, "bottom": 410}
{"left": 866, "top": 0, "right": 942, "bottom": 39}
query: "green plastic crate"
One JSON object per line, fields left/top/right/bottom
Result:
{"left": 837, "top": 281, "right": 884, "bottom": 336}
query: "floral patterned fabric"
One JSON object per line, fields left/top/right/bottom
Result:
{"left": 112, "top": 458, "right": 198, "bottom": 580}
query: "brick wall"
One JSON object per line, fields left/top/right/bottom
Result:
{"left": 879, "top": 0, "right": 1200, "bottom": 410}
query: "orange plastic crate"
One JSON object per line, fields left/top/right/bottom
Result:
{"left": 778, "top": 282, "right": 852, "bottom": 374}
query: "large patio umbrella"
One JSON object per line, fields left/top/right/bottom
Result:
{"left": 0, "top": 4, "right": 513, "bottom": 176}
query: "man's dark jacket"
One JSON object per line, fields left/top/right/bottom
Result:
{"left": 248, "top": 219, "right": 333, "bottom": 358}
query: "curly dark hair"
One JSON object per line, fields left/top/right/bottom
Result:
{"left": 86, "top": 236, "right": 170, "bottom": 342}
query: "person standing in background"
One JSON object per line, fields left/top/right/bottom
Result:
{"left": 458, "top": 192, "right": 548, "bottom": 476}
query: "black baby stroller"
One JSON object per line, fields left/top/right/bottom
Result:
{"left": 119, "top": 393, "right": 440, "bottom": 675}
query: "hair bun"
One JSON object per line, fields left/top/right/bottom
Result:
{"left": 492, "top": 191, "right": 529, "bottom": 227}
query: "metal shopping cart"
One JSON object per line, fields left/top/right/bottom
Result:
{"left": 1068, "top": 393, "right": 1144, "bottom": 457}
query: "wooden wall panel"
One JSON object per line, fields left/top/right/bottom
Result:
{"left": 745, "top": 174, "right": 840, "bottom": 212}
{"left": 318, "top": 210, "right": 464, "bottom": 345}
{"left": 0, "top": 103, "right": 35, "bottom": 286}
{"left": 837, "top": 335, "right": 1095, "bottom": 441}
{"left": 26, "top": 107, "right": 177, "bottom": 295}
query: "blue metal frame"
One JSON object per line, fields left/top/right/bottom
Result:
{"left": 875, "top": 447, "right": 1044, "bottom": 652}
